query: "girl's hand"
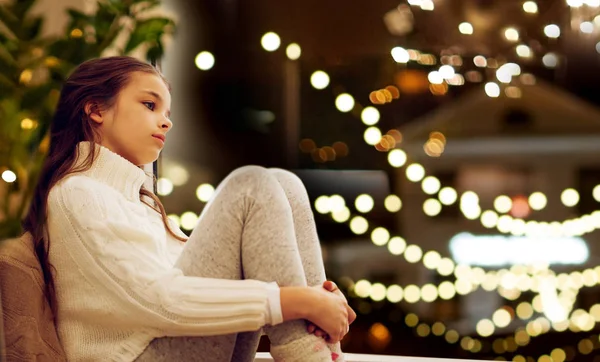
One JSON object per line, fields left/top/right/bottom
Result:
{"left": 307, "top": 281, "right": 356, "bottom": 340}
{"left": 305, "top": 285, "right": 350, "bottom": 343}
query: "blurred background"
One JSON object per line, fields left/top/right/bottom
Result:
{"left": 3, "top": 0, "right": 600, "bottom": 361}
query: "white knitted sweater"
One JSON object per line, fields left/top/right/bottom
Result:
{"left": 46, "top": 142, "right": 282, "bottom": 361}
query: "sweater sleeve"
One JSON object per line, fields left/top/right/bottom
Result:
{"left": 47, "top": 177, "right": 284, "bottom": 337}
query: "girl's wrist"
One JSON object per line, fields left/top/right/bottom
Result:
{"left": 280, "top": 286, "right": 315, "bottom": 322}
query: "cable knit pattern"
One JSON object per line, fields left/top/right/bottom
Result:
{"left": 46, "top": 142, "right": 280, "bottom": 361}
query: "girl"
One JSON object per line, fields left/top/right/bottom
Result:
{"left": 23, "top": 56, "right": 355, "bottom": 362}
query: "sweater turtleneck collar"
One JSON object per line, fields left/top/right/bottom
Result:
{"left": 74, "top": 141, "right": 149, "bottom": 201}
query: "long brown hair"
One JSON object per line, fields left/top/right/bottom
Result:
{"left": 22, "top": 56, "right": 186, "bottom": 316}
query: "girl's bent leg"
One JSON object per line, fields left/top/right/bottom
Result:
{"left": 268, "top": 169, "right": 344, "bottom": 361}
{"left": 136, "top": 166, "right": 333, "bottom": 362}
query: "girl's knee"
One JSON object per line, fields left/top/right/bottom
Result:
{"left": 268, "top": 168, "right": 307, "bottom": 195}
{"left": 227, "top": 165, "right": 269, "bottom": 182}
{"left": 223, "top": 165, "right": 280, "bottom": 193}
{"left": 268, "top": 168, "right": 305, "bottom": 190}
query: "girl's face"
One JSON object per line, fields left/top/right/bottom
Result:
{"left": 88, "top": 71, "right": 172, "bottom": 165}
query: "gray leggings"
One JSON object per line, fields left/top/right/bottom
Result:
{"left": 135, "top": 166, "right": 335, "bottom": 362}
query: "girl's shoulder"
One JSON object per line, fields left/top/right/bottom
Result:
{"left": 52, "top": 174, "right": 105, "bottom": 191}
{"left": 48, "top": 174, "right": 112, "bottom": 206}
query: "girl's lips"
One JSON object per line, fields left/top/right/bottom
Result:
{"left": 152, "top": 135, "right": 165, "bottom": 145}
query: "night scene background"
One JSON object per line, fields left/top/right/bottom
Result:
{"left": 4, "top": 0, "right": 600, "bottom": 361}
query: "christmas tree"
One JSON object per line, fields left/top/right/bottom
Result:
{"left": 0, "top": 0, "right": 176, "bottom": 239}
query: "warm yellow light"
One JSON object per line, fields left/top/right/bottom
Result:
{"left": 20, "top": 118, "right": 37, "bottom": 129}
{"left": 70, "top": 28, "right": 83, "bottom": 38}
{"left": 582, "top": 268, "right": 597, "bottom": 287}
{"left": 428, "top": 71, "right": 444, "bottom": 84}
{"left": 391, "top": 46, "right": 410, "bottom": 63}
{"left": 561, "top": 188, "right": 579, "bottom": 207}
{"left": 421, "top": 283, "right": 438, "bottom": 302}
{"left": 492, "top": 308, "right": 512, "bottom": 328}
{"left": 485, "top": 82, "right": 501, "bottom": 97}
{"left": 455, "top": 279, "right": 472, "bottom": 295}
{"left": 420, "top": 0, "right": 434, "bottom": 11}
{"left": 286, "top": 43, "right": 301, "bottom": 60}
{"left": 371, "top": 227, "right": 391, "bottom": 246}
{"left": 364, "top": 127, "right": 383, "bottom": 146}
{"left": 445, "top": 329, "right": 459, "bottom": 343}
{"left": 481, "top": 273, "right": 499, "bottom": 291}
{"left": 195, "top": 51, "right": 215, "bottom": 70}
{"left": 437, "top": 258, "right": 455, "bottom": 276}
{"left": 350, "top": 216, "right": 369, "bottom": 234}
{"left": 516, "top": 302, "right": 534, "bottom": 320}
{"left": 504, "top": 27, "right": 519, "bottom": 41}
{"left": 404, "top": 285, "right": 421, "bottom": 303}
{"left": 529, "top": 192, "right": 547, "bottom": 210}
{"left": 532, "top": 295, "right": 543, "bottom": 313}
{"left": 370, "top": 283, "right": 387, "bottom": 301}
{"left": 580, "top": 21, "right": 594, "bottom": 33}
{"left": 157, "top": 178, "right": 174, "bottom": 196}
{"left": 388, "top": 149, "right": 407, "bottom": 168}
{"left": 196, "top": 184, "right": 215, "bottom": 202}
{"left": 544, "top": 24, "right": 560, "bottom": 38}
{"left": 550, "top": 348, "right": 566, "bottom": 362}
{"left": 439, "top": 187, "right": 458, "bottom": 205}
{"left": 405, "top": 313, "right": 419, "bottom": 327}
{"left": 423, "top": 251, "right": 441, "bottom": 269}
{"left": 385, "top": 194, "right": 402, "bottom": 212}
{"left": 261, "top": 32, "right": 281, "bottom": 51}
{"left": 476, "top": 319, "right": 495, "bottom": 337}
{"left": 578, "top": 339, "right": 593, "bottom": 355}
{"left": 386, "top": 285, "right": 403, "bottom": 303}
{"left": 404, "top": 244, "right": 423, "bottom": 263}
{"left": 355, "top": 194, "right": 375, "bottom": 213}
{"left": 516, "top": 45, "right": 532, "bottom": 58}
{"left": 543, "top": 53, "right": 559, "bottom": 68}
{"left": 314, "top": 196, "right": 331, "bottom": 214}
{"left": 406, "top": 163, "right": 425, "bottom": 182}
{"left": 506, "top": 86, "right": 522, "bottom": 98}
{"left": 492, "top": 338, "right": 505, "bottom": 354}
{"left": 354, "top": 280, "right": 372, "bottom": 298}
{"left": 514, "top": 328, "right": 530, "bottom": 346}
{"left": 432, "top": 322, "right": 446, "bottom": 336}
{"left": 423, "top": 198, "right": 442, "bottom": 216}
{"left": 420, "top": 322, "right": 440, "bottom": 339}
{"left": 180, "top": 211, "right": 198, "bottom": 230}
{"left": 168, "top": 165, "right": 189, "bottom": 186}
{"left": 523, "top": 1, "right": 538, "bottom": 13}
{"left": 589, "top": 303, "right": 600, "bottom": 321}
{"left": 329, "top": 195, "right": 345, "bottom": 212}
{"left": 458, "top": 22, "right": 473, "bottom": 34}
{"left": 593, "top": 184, "right": 600, "bottom": 201}
{"left": 311, "top": 71, "right": 330, "bottom": 89}
{"left": 481, "top": 210, "right": 499, "bottom": 228}
{"left": 513, "top": 356, "right": 526, "bottom": 362}
{"left": 388, "top": 236, "right": 407, "bottom": 255}
{"left": 438, "top": 281, "right": 456, "bottom": 300}
{"left": 473, "top": 55, "right": 487, "bottom": 67}
{"left": 361, "top": 106, "right": 380, "bottom": 125}
{"left": 335, "top": 93, "right": 355, "bottom": 112}
{"left": 494, "top": 195, "right": 512, "bottom": 213}
{"left": 331, "top": 207, "right": 351, "bottom": 223}
{"left": 422, "top": 176, "right": 441, "bottom": 194}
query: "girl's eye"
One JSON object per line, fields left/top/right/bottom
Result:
{"left": 143, "top": 101, "right": 155, "bottom": 111}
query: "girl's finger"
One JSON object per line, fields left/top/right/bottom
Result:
{"left": 307, "top": 324, "right": 315, "bottom": 333}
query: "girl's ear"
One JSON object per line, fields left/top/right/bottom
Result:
{"left": 85, "top": 102, "right": 103, "bottom": 124}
